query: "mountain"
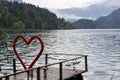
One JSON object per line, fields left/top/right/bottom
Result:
{"left": 54, "top": 0, "right": 120, "bottom": 22}
{"left": 7, "top": 0, "right": 23, "bottom": 3}
{"left": 0, "top": 1, "right": 72, "bottom": 30}
{"left": 72, "top": 8, "right": 120, "bottom": 29}
{"left": 72, "top": 19, "right": 99, "bottom": 29}
{"left": 57, "top": 5, "right": 116, "bottom": 20}
{"left": 96, "top": 8, "right": 120, "bottom": 28}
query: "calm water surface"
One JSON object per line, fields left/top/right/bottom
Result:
{"left": 0, "top": 29, "right": 120, "bottom": 80}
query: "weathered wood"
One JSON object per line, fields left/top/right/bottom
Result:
{"left": 5, "top": 76, "right": 9, "bottom": 80}
{"left": 0, "top": 54, "right": 88, "bottom": 80}
{"left": 37, "top": 68, "right": 40, "bottom": 80}
{"left": 65, "top": 73, "right": 83, "bottom": 80}
{"left": 0, "top": 68, "right": 85, "bottom": 80}
{"left": 27, "top": 71, "right": 29, "bottom": 80}
{"left": 44, "top": 67, "right": 47, "bottom": 79}
{"left": 13, "top": 59, "right": 16, "bottom": 73}
{"left": 59, "top": 62, "right": 62, "bottom": 80}
{"left": 45, "top": 54, "right": 48, "bottom": 69}
{"left": 85, "top": 56, "right": 88, "bottom": 71}
{"left": 0, "top": 66, "right": 1, "bottom": 72}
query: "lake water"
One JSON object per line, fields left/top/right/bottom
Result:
{"left": 0, "top": 29, "right": 120, "bottom": 80}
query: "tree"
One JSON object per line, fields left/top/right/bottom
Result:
{"left": 13, "top": 21, "right": 25, "bottom": 29}
{"left": 0, "top": 1, "right": 71, "bottom": 30}
{"left": 41, "top": 21, "right": 48, "bottom": 29}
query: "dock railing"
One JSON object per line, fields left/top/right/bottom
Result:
{"left": 0, "top": 53, "right": 88, "bottom": 80}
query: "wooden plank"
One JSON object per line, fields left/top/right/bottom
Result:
{"left": 0, "top": 54, "right": 88, "bottom": 80}
{"left": 1, "top": 68, "right": 85, "bottom": 80}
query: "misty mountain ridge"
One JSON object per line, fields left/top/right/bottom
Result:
{"left": 7, "top": 0, "right": 23, "bottom": 3}
{"left": 57, "top": 5, "right": 116, "bottom": 18}
{"left": 96, "top": 8, "right": 120, "bottom": 28}
{"left": 72, "top": 8, "right": 120, "bottom": 29}
{"left": 55, "top": 0, "right": 120, "bottom": 22}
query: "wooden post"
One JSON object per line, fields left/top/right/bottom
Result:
{"left": 59, "top": 62, "right": 63, "bottom": 80}
{"left": 44, "top": 67, "right": 47, "bottom": 79}
{"left": 85, "top": 56, "right": 88, "bottom": 71}
{"left": 0, "top": 65, "right": 1, "bottom": 72}
{"left": 27, "top": 71, "right": 30, "bottom": 80}
{"left": 37, "top": 68, "right": 41, "bottom": 80}
{"left": 13, "top": 59, "right": 16, "bottom": 73}
{"left": 30, "top": 70, "right": 33, "bottom": 80}
{"left": 45, "top": 54, "right": 48, "bottom": 66}
{"left": 5, "top": 76, "right": 9, "bottom": 80}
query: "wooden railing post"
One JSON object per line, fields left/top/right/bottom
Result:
{"left": 85, "top": 56, "right": 88, "bottom": 71}
{"left": 0, "top": 65, "right": 1, "bottom": 72}
{"left": 37, "top": 68, "right": 40, "bottom": 80}
{"left": 45, "top": 54, "right": 48, "bottom": 66}
{"left": 59, "top": 62, "right": 63, "bottom": 80}
{"left": 13, "top": 59, "right": 16, "bottom": 73}
{"left": 5, "top": 76, "right": 9, "bottom": 80}
{"left": 27, "top": 71, "right": 30, "bottom": 80}
{"left": 44, "top": 67, "right": 47, "bottom": 79}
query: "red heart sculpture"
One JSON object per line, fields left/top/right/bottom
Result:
{"left": 13, "top": 35, "right": 44, "bottom": 70}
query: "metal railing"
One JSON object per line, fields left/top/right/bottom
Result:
{"left": 0, "top": 53, "right": 88, "bottom": 80}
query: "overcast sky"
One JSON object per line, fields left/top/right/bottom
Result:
{"left": 23, "top": 0, "right": 105, "bottom": 9}
{"left": 22, "top": 0, "right": 120, "bottom": 20}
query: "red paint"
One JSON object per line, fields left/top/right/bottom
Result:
{"left": 13, "top": 35, "right": 44, "bottom": 70}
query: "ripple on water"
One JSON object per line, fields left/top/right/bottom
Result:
{"left": 0, "top": 29, "right": 120, "bottom": 80}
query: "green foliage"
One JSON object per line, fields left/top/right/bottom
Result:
{"left": 0, "top": 26, "right": 12, "bottom": 59}
{"left": 13, "top": 21, "right": 25, "bottom": 29}
{"left": 72, "top": 19, "right": 99, "bottom": 29}
{"left": 0, "top": 1, "right": 72, "bottom": 30}
{"left": 0, "top": 27, "right": 3, "bottom": 36}
{"left": 0, "top": 27, "right": 7, "bottom": 48}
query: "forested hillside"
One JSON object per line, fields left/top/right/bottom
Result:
{"left": 0, "top": 1, "right": 72, "bottom": 30}
{"left": 72, "top": 19, "right": 99, "bottom": 29}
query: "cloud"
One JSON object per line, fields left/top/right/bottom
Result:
{"left": 23, "top": 0, "right": 120, "bottom": 21}
{"left": 23, "top": 0, "right": 120, "bottom": 9}
{"left": 107, "top": 0, "right": 120, "bottom": 7}
{"left": 51, "top": 0, "right": 120, "bottom": 21}
{"left": 23, "top": 0, "right": 102, "bottom": 9}
{"left": 96, "top": 0, "right": 120, "bottom": 7}
{"left": 52, "top": 9, "right": 95, "bottom": 21}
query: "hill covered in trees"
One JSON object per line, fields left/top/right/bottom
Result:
{"left": 72, "top": 19, "right": 99, "bottom": 29}
{"left": 0, "top": 1, "right": 72, "bottom": 30}
{"left": 1, "top": 0, "right": 120, "bottom": 30}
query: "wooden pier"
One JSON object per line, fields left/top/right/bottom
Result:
{"left": 0, "top": 54, "right": 88, "bottom": 80}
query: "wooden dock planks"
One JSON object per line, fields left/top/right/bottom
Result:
{"left": 0, "top": 54, "right": 88, "bottom": 80}
{"left": 1, "top": 67, "right": 85, "bottom": 80}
